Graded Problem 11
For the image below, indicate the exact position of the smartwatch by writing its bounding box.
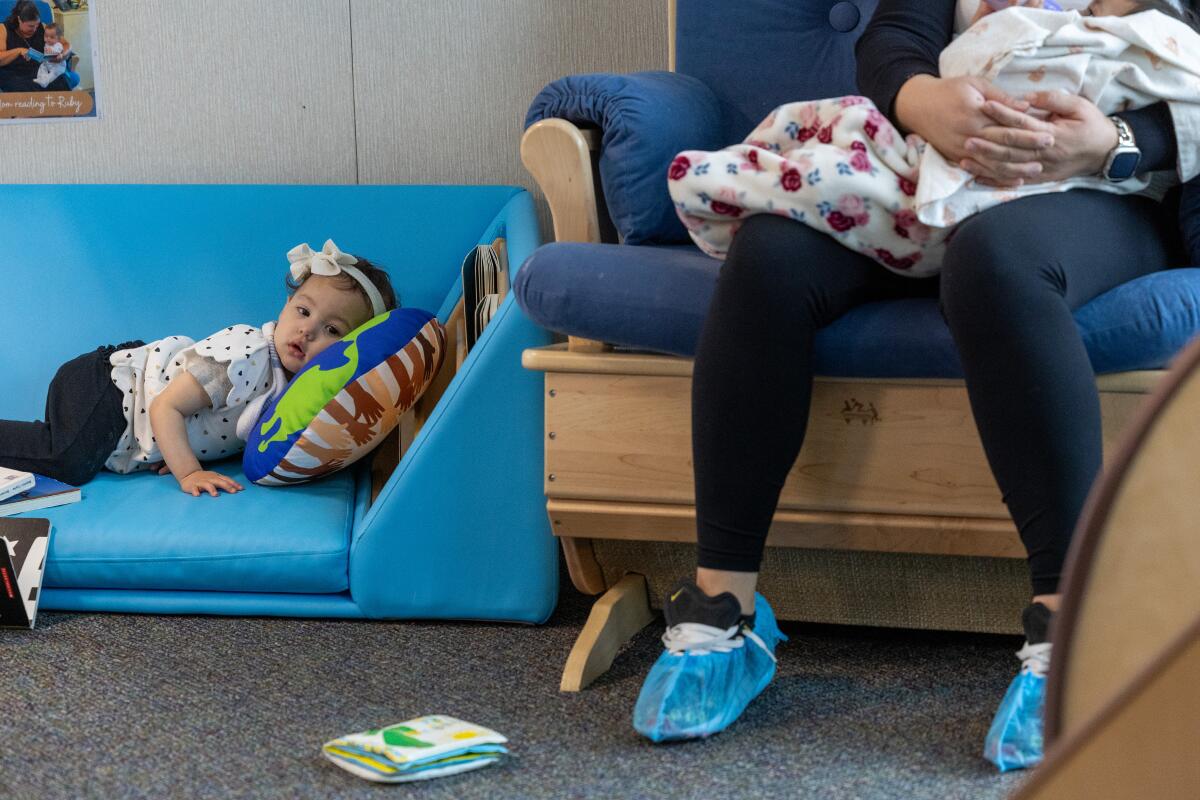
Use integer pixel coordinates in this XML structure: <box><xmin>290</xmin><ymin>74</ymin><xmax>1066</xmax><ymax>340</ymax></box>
<box><xmin>1102</xmin><ymin>116</ymin><xmax>1141</xmax><ymax>182</ymax></box>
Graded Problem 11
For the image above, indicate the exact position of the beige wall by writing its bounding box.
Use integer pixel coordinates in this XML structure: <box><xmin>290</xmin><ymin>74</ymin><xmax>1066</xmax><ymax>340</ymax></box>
<box><xmin>3</xmin><ymin>0</ymin><xmax>667</xmax><ymax>233</ymax></box>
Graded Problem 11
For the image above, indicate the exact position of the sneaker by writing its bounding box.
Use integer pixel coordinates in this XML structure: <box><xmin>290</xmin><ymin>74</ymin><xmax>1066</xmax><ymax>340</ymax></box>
<box><xmin>983</xmin><ymin>602</ymin><xmax>1054</xmax><ymax>772</ymax></box>
<box><xmin>632</xmin><ymin>579</ymin><xmax>787</xmax><ymax>742</ymax></box>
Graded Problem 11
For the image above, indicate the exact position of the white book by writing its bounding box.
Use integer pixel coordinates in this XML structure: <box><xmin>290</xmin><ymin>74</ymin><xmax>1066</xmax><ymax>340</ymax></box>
<box><xmin>0</xmin><ymin>468</ymin><xmax>36</xmax><ymax>503</ymax></box>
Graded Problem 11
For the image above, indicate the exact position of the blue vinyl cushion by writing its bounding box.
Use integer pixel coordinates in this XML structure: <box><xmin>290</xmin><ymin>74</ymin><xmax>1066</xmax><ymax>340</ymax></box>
<box><xmin>30</xmin><ymin>460</ymin><xmax>359</xmax><ymax>594</ymax></box>
<box><xmin>514</xmin><ymin>243</ymin><xmax>1200</xmax><ymax>377</ymax></box>
<box><xmin>525</xmin><ymin>71</ymin><xmax>724</xmax><ymax>245</ymax></box>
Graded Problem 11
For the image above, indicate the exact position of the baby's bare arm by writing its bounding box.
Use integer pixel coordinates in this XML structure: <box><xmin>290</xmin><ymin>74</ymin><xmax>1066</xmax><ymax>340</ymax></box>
<box><xmin>148</xmin><ymin>371</ymin><xmax>243</xmax><ymax>496</ymax></box>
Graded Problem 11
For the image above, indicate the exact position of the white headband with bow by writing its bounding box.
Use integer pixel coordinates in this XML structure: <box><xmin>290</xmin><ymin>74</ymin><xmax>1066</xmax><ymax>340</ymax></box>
<box><xmin>287</xmin><ymin>239</ymin><xmax>386</xmax><ymax>318</ymax></box>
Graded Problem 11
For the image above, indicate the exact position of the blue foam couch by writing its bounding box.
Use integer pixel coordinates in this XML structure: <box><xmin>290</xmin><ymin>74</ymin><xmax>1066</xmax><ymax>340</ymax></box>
<box><xmin>1</xmin><ymin>185</ymin><xmax>557</xmax><ymax>623</ymax></box>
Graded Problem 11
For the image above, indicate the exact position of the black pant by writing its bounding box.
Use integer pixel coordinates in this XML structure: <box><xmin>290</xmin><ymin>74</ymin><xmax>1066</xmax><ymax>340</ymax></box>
<box><xmin>692</xmin><ymin>191</ymin><xmax>1183</xmax><ymax>596</ymax></box>
<box><xmin>0</xmin><ymin>343</ymin><xmax>142</xmax><ymax>486</ymax></box>
<box><xmin>0</xmin><ymin>73</ymin><xmax>69</xmax><ymax>92</ymax></box>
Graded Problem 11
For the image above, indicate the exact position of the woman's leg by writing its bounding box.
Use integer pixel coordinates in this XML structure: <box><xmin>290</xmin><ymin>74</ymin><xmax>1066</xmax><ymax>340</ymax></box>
<box><xmin>940</xmin><ymin>190</ymin><xmax>1183</xmax><ymax>602</ymax></box>
<box><xmin>691</xmin><ymin>214</ymin><xmax>937</xmax><ymax>612</ymax></box>
<box><xmin>0</xmin><ymin>74</ymin><xmax>46</xmax><ymax>92</ymax></box>
<box><xmin>0</xmin><ymin>346</ymin><xmax>131</xmax><ymax>486</ymax></box>
<box><xmin>635</xmin><ymin>214</ymin><xmax>936</xmax><ymax>741</ymax></box>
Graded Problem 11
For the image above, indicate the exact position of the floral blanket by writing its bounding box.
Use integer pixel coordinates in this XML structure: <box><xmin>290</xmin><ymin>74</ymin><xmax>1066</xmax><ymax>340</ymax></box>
<box><xmin>668</xmin><ymin>6</ymin><xmax>1200</xmax><ymax>277</ymax></box>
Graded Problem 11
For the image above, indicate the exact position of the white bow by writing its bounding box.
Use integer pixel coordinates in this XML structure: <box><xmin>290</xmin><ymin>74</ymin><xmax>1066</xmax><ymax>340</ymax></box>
<box><xmin>285</xmin><ymin>238</ymin><xmax>387</xmax><ymax>318</ymax></box>
<box><xmin>287</xmin><ymin>239</ymin><xmax>359</xmax><ymax>282</ymax></box>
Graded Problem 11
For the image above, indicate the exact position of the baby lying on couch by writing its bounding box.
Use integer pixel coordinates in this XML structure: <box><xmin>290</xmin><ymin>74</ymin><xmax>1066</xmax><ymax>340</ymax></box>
<box><xmin>0</xmin><ymin>240</ymin><xmax>396</xmax><ymax>497</ymax></box>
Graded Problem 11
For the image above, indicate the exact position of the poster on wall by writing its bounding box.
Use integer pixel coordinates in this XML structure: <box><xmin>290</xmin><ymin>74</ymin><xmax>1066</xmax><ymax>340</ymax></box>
<box><xmin>0</xmin><ymin>0</ymin><xmax>98</xmax><ymax>123</ymax></box>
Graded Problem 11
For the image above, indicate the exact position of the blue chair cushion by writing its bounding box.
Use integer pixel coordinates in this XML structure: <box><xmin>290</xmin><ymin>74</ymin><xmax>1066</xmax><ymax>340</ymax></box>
<box><xmin>25</xmin><ymin>460</ymin><xmax>359</xmax><ymax>594</ymax></box>
<box><xmin>525</xmin><ymin>71</ymin><xmax>724</xmax><ymax>246</ymax></box>
<box><xmin>514</xmin><ymin>242</ymin><xmax>1200</xmax><ymax>377</ymax></box>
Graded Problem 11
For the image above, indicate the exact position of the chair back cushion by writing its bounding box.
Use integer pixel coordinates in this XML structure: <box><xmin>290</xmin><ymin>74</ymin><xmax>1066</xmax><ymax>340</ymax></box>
<box><xmin>676</xmin><ymin>0</ymin><xmax>880</xmax><ymax>142</ymax></box>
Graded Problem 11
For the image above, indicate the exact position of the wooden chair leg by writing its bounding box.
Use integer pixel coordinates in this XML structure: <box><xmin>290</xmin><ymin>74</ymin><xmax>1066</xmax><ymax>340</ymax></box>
<box><xmin>559</xmin><ymin>536</ymin><xmax>607</xmax><ymax>595</ymax></box>
<box><xmin>561</xmin><ymin>573</ymin><xmax>656</xmax><ymax>692</ymax></box>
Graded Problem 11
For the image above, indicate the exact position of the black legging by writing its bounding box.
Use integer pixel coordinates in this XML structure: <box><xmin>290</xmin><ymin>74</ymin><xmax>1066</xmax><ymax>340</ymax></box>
<box><xmin>692</xmin><ymin>190</ymin><xmax>1183</xmax><ymax>596</ymax></box>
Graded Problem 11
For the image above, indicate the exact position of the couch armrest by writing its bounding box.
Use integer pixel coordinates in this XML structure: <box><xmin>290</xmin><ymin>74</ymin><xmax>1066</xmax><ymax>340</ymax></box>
<box><xmin>523</xmin><ymin>71</ymin><xmax>725</xmax><ymax>246</ymax></box>
<box><xmin>346</xmin><ymin>191</ymin><xmax>558</xmax><ymax>623</ymax></box>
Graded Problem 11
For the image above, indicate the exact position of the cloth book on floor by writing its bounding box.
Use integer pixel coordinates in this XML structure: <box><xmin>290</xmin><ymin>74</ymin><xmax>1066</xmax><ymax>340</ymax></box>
<box><xmin>322</xmin><ymin>715</ymin><xmax>508</xmax><ymax>783</ymax></box>
<box><xmin>0</xmin><ymin>472</ymin><xmax>80</xmax><ymax>517</ymax></box>
<box><xmin>0</xmin><ymin>517</ymin><xmax>52</xmax><ymax>629</ymax></box>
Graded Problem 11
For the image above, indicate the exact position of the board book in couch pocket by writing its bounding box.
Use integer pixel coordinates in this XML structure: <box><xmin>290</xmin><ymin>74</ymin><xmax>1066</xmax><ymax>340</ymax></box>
<box><xmin>461</xmin><ymin>237</ymin><xmax>509</xmax><ymax>352</ymax></box>
<box><xmin>0</xmin><ymin>517</ymin><xmax>52</xmax><ymax>628</ymax></box>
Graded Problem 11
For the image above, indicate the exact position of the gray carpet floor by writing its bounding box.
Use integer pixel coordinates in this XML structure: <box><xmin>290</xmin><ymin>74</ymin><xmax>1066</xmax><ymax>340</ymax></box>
<box><xmin>0</xmin><ymin>577</ymin><xmax>1031</xmax><ymax>799</ymax></box>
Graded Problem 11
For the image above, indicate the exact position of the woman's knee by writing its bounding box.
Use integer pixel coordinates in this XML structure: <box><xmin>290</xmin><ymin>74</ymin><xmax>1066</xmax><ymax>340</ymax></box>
<box><xmin>940</xmin><ymin>215</ymin><xmax>1062</xmax><ymax>323</ymax></box>
<box><xmin>722</xmin><ymin>215</ymin><xmax>809</xmax><ymax>288</ymax></box>
<box><xmin>718</xmin><ymin>214</ymin><xmax>861</xmax><ymax>314</ymax></box>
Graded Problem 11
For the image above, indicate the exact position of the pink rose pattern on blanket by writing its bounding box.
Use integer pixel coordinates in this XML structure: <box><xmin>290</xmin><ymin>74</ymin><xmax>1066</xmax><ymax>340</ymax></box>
<box><xmin>669</xmin><ymin>7</ymin><xmax>1200</xmax><ymax>278</ymax></box>
<box><xmin>669</xmin><ymin>96</ymin><xmax>943</xmax><ymax>277</ymax></box>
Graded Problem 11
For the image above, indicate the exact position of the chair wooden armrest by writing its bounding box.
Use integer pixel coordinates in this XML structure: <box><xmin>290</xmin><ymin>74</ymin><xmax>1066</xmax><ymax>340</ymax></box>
<box><xmin>520</xmin><ymin>118</ymin><xmax>612</xmax><ymax>356</ymax></box>
<box><xmin>521</xmin><ymin>119</ymin><xmax>604</xmax><ymax>244</ymax></box>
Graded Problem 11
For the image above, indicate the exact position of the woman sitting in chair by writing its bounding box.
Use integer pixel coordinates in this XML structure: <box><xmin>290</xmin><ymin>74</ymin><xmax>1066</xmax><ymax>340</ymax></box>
<box><xmin>634</xmin><ymin>0</ymin><xmax>1200</xmax><ymax>772</ymax></box>
<box><xmin>0</xmin><ymin>0</ymin><xmax>70</xmax><ymax>93</ymax></box>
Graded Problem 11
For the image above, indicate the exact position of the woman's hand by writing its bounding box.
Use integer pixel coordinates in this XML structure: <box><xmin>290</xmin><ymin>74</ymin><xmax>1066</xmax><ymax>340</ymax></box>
<box><xmin>895</xmin><ymin>74</ymin><xmax>1053</xmax><ymax>186</ymax></box>
<box><xmin>970</xmin><ymin>90</ymin><xmax>1118</xmax><ymax>184</ymax></box>
<box><xmin>178</xmin><ymin>469</ymin><xmax>244</xmax><ymax>497</ymax></box>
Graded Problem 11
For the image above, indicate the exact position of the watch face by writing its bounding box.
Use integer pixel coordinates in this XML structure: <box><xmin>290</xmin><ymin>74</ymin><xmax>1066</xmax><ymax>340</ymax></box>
<box><xmin>1108</xmin><ymin>151</ymin><xmax>1140</xmax><ymax>180</ymax></box>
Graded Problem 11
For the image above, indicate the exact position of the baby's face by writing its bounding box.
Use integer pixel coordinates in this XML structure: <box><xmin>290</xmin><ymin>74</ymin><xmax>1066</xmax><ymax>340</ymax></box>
<box><xmin>274</xmin><ymin>274</ymin><xmax>372</xmax><ymax>375</ymax></box>
<box><xmin>1086</xmin><ymin>0</ymin><xmax>1139</xmax><ymax>16</ymax></box>
<box><xmin>44</xmin><ymin>28</ymin><xmax>59</xmax><ymax>46</ymax></box>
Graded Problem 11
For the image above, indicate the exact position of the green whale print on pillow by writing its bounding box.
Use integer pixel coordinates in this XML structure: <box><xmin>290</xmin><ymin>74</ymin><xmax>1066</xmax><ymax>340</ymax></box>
<box><xmin>256</xmin><ymin>314</ymin><xmax>389</xmax><ymax>452</ymax></box>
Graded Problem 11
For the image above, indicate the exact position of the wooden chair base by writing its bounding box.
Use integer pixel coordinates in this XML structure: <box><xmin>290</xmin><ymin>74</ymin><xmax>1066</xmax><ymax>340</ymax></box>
<box><xmin>561</xmin><ymin>573</ymin><xmax>656</xmax><ymax>692</ymax></box>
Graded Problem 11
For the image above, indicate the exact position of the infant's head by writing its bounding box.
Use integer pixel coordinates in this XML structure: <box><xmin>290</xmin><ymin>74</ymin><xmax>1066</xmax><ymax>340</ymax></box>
<box><xmin>43</xmin><ymin>22</ymin><xmax>59</xmax><ymax>46</ymax></box>
<box><xmin>1088</xmin><ymin>0</ymin><xmax>1200</xmax><ymax>25</ymax></box>
<box><xmin>275</xmin><ymin>246</ymin><xmax>398</xmax><ymax>375</ymax></box>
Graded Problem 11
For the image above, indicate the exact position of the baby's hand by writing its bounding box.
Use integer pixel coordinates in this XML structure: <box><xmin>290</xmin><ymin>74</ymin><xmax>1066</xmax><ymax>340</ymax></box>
<box><xmin>179</xmin><ymin>470</ymin><xmax>244</xmax><ymax>497</ymax></box>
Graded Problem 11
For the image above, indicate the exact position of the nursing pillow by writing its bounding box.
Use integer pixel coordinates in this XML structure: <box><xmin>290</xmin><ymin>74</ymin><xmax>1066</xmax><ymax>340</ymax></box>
<box><xmin>243</xmin><ymin>308</ymin><xmax>446</xmax><ymax>486</ymax></box>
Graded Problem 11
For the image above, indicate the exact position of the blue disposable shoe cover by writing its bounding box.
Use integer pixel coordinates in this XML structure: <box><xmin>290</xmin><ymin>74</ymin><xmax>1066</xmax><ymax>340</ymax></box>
<box><xmin>983</xmin><ymin>669</ymin><xmax>1046</xmax><ymax>772</ymax></box>
<box><xmin>633</xmin><ymin>593</ymin><xmax>787</xmax><ymax>742</ymax></box>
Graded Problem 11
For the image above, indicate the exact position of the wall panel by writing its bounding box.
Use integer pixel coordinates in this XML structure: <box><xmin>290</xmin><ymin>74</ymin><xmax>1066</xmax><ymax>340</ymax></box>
<box><xmin>349</xmin><ymin>0</ymin><xmax>668</xmax><ymax>234</ymax></box>
<box><xmin>3</xmin><ymin>0</ymin><xmax>668</xmax><ymax>233</ymax></box>
<box><xmin>4</xmin><ymin>0</ymin><xmax>357</xmax><ymax>184</ymax></box>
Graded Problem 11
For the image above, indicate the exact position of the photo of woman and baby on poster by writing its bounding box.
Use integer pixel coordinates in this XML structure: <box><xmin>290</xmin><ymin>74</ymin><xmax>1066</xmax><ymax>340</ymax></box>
<box><xmin>0</xmin><ymin>0</ymin><xmax>97</xmax><ymax>122</ymax></box>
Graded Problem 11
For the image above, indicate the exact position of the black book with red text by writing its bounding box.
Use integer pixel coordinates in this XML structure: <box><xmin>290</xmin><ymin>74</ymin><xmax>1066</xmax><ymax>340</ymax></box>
<box><xmin>0</xmin><ymin>517</ymin><xmax>52</xmax><ymax>629</ymax></box>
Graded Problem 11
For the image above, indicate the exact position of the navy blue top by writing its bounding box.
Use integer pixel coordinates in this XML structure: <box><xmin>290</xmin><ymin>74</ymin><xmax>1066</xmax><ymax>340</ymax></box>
<box><xmin>2</xmin><ymin>21</ymin><xmax>43</xmax><ymax>81</ymax></box>
<box><xmin>856</xmin><ymin>0</ymin><xmax>1199</xmax><ymax>264</ymax></box>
